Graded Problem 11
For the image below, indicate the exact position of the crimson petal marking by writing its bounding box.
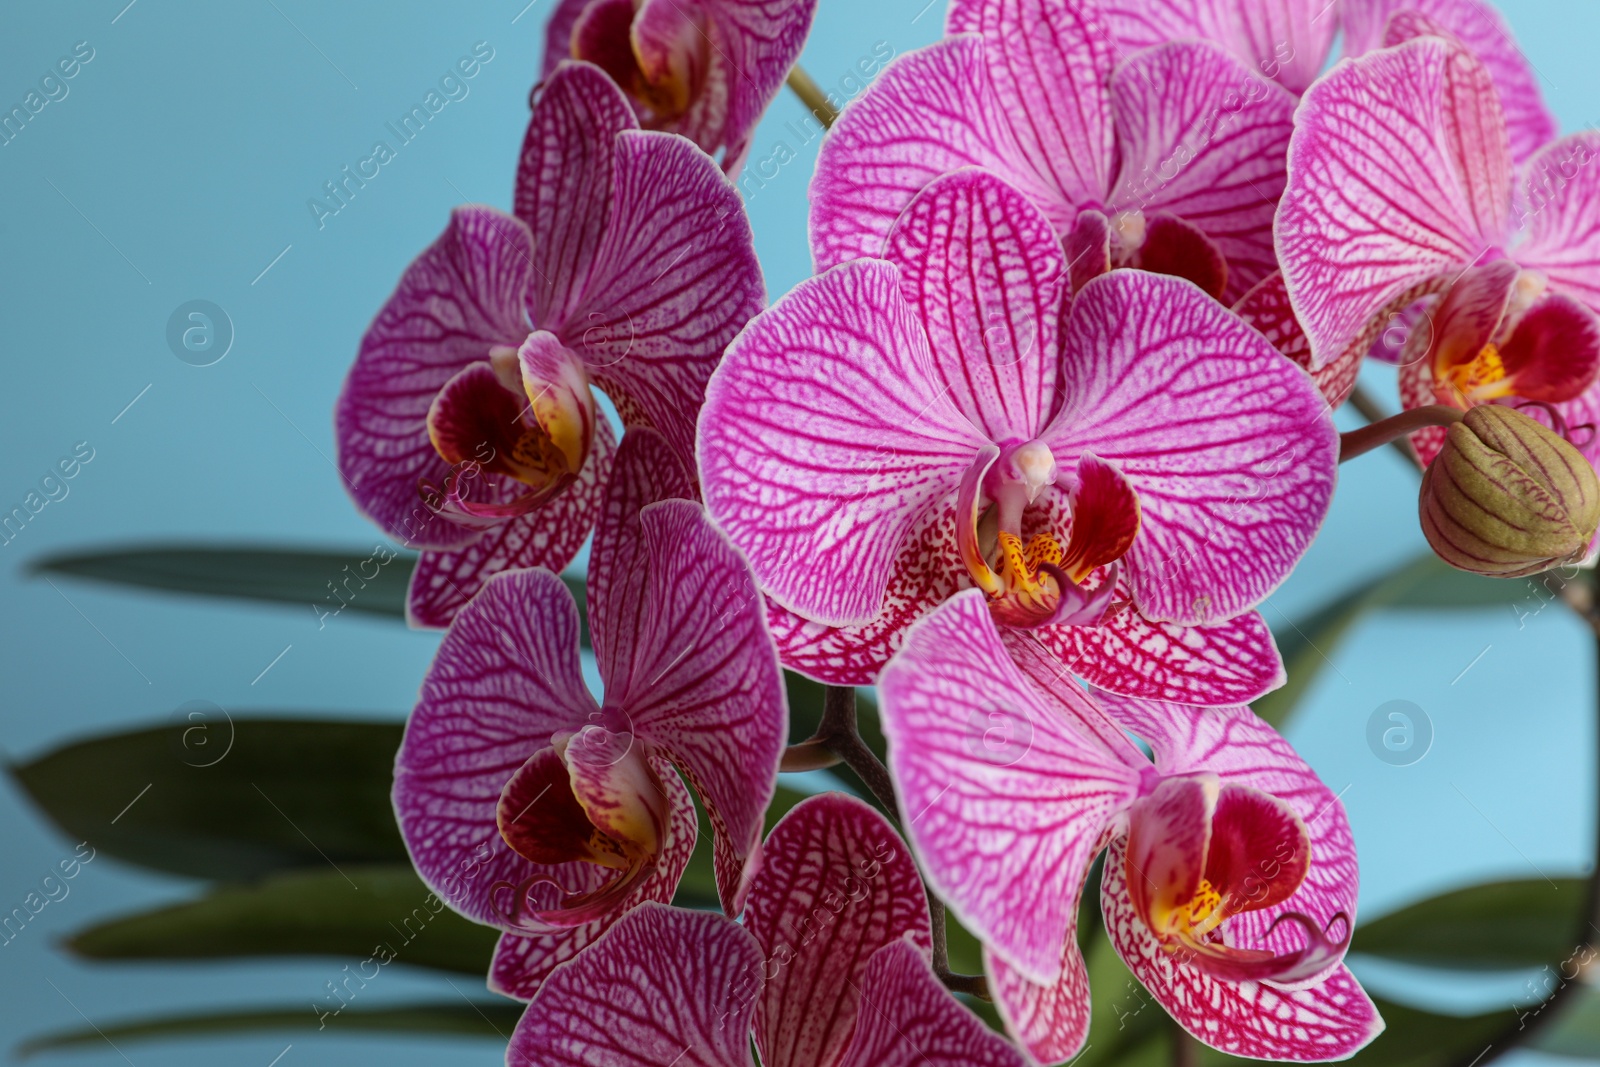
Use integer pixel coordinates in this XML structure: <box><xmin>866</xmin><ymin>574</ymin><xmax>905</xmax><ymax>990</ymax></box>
<box><xmin>766</xmin><ymin>500</ymin><xmax>967</xmax><ymax>686</ymax></box>
<box><xmin>1100</xmin><ymin>0</ymin><xmax>1337</xmax><ymax>95</ymax></box>
<box><xmin>1342</xmin><ymin>0</ymin><xmax>1556</xmax><ymax>163</ymax></box>
<box><xmin>1108</xmin><ymin>41</ymin><xmax>1297</xmax><ymax>302</ymax></box>
<box><xmin>879</xmin><ymin>591</ymin><xmax>1141</xmax><ymax>984</ymax></box>
<box><xmin>837</xmin><ymin>941</ymin><xmax>1031</xmax><ymax>1067</ymax></box>
<box><xmin>745</xmin><ymin>794</ymin><xmax>930</xmax><ymax>1067</ymax></box>
<box><xmin>696</xmin><ymin>0</ymin><xmax>820</xmax><ymax>174</ymax></box>
<box><xmin>1035</xmin><ymin>601</ymin><xmax>1285</xmax><ymax>708</ymax></box>
<box><xmin>946</xmin><ymin>0</ymin><xmax>1116</xmax><ymax>218</ymax></box>
<box><xmin>1095</xmin><ymin>697</ymin><xmax>1360</xmax><ymax>974</ymax></box>
<box><xmin>1518</xmin><ymin>133</ymin><xmax>1600</xmax><ymax>317</ymax></box>
<box><xmin>336</xmin><ymin>206</ymin><xmax>534</xmax><ymax>553</ymax></box>
<box><xmin>1043</xmin><ymin>271</ymin><xmax>1337</xmax><ymax>626</ymax></box>
<box><xmin>809</xmin><ymin>37</ymin><xmax>1040</xmax><ymax>271</ymax></box>
<box><xmin>614</xmin><ymin>500</ymin><xmax>786</xmax><ymax>915</ymax></box>
<box><xmin>540</xmin><ymin>0</ymin><xmax>595</xmax><ymax>79</ymax></box>
<box><xmin>486</xmin><ymin>763</ymin><xmax>697</xmax><ymax>1000</ymax></box>
<box><xmin>1500</xmin><ymin>294</ymin><xmax>1600</xmax><ymax>404</ymax></box>
<box><xmin>589</xmin><ymin>427</ymin><xmax>696</xmax><ymax>690</ymax></box>
<box><xmin>1101</xmin><ymin>838</ymin><xmax>1382</xmax><ymax>1060</ymax></box>
<box><xmin>406</xmin><ymin>420</ymin><xmax>616</xmax><ymax>629</ymax></box>
<box><xmin>986</xmin><ymin>939</ymin><xmax>1093</xmax><ymax>1065</ymax></box>
<box><xmin>884</xmin><ymin>169</ymin><xmax>1065</xmax><ymax>441</ymax></box>
<box><xmin>516</xmin><ymin>62</ymin><xmax>637</xmax><ymax>330</ymax></box>
<box><xmin>1234</xmin><ymin>272</ymin><xmax>1360</xmax><ymax>407</ymax></box>
<box><xmin>1279</xmin><ymin>37</ymin><xmax>1510</xmax><ymax>372</ymax></box>
<box><xmin>507</xmin><ymin>903</ymin><xmax>761</xmax><ymax>1067</ymax></box>
<box><xmin>394</xmin><ymin>569</ymin><xmax>599</xmax><ymax>929</ymax></box>
<box><xmin>699</xmin><ymin>259</ymin><xmax>990</xmax><ymax>627</ymax></box>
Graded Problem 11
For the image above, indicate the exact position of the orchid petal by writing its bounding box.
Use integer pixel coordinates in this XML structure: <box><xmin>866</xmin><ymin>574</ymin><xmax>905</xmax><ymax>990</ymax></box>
<box><xmin>1499</xmin><ymin>294</ymin><xmax>1600</xmax><ymax>403</ymax></box>
<box><xmin>515</xmin><ymin>62</ymin><xmax>637</xmax><ymax>327</ymax></box>
<box><xmin>879</xmin><ymin>590</ymin><xmax>1140</xmax><ymax>984</ymax></box>
<box><xmin>395</xmin><ymin>569</ymin><xmax>598</xmax><ymax>929</ymax></box>
<box><xmin>1108</xmin><ymin>41</ymin><xmax>1297</xmax><ymax>301</ymax></box>
<box><xmin>336</xmin><ymin>206</ymin><xmax>533</xmax><ymax>552</ymax></box>
<box><xmin>1234</xmin><ymin>272</ymin><xmax>1360</xmax><ymax>407</ymax></box>
<box><xmin>1044</xmin><ymin>271</ymin><xmax>1338</xmax><ymax>626</ymax></box>
<box><xmin>486</xmin><ymin>766</ymin><xmax>698</xmax><ymax>999</ymax></box>
<box><xmin>1343</xmin><ymin>0</ymin><xmax>1557</xmax><ymax>163</ymax></box>
<box><xmin>985</xmin><ymin>941</ymin><xmax>1093</xmax><ymax>1065</ymax></box>
<box><xmin>507</xmin><ymin>903</ymin><xmax>761</xmax><ymax>1067</ymax></box>
<box><xmin>541</xmin><ymin>0</ymin><xmax>595</xmax><ymax>78</ymax></box>
<box><xmin>1518</xmin><ymin>133</ymin><xmax>1600</xmax><ymax>316</ymax></box>
<box><xmin>745</xmin><ymin>794</ymin><xmax>930</xmax><ymax>1067</ymax></box>
<box><xmin>1279</xmin><ymin>37</ymin><xmax>1511</xmax><ymax>371</ymax></box>
<box><xmin>1101</xmin><ymin>0</ymin><xmax>1337</xmax><ymax>94</ymax></box>
<box><xmin>1124</xmin><ymin>775</ymin><xmax>1214</xmax><ymax>934</ymax></box>
<box><xmin>809</xmin><ymin>37</ymin><xmax>1036</xmax><ymax>271</ymax></box>
<box><xmin>1424</xmin><ymin>258</ymin><xmax>1520</xmax><ymax>381</ymax></box>
<box><xmin>699</xmin><ymin>259</ymin><xmax>989</xmax><ymax>627</ymax></box>
<box><xmin>610</xmin><ymin>500</ymin><xmax>786</xmax><ymax>915</ymax></box>
<box><xmin>1067</xmin><ymin>208</ymin><xmax>1112</xmax><ymax>293</ymax></box>
<box><xmin>946</xmin><ymin>0</ymin><xmax>1116</xmax><ymax>217</ymax></box>
<box><xmin>836</xmin><ymin>941</ymin><xmax>1030</xmax><ymax>1067</ymax></box>
<box><xmin>1102</xmin><ymin>838</ymin><xmax>1382</xmax><ymax>1060</ymax></box>
<box><xmin>1096</xmin><ymin>697</ymin><xmax>1361</xmax><ymax>976</ymax></box>
<box><xmin>697</xmin><ymin>0</ymin><xmax>820</xmax><ymax>173</ymax></box>
<box><xmin>883</xmin><ymin>169</ymin><xmax>1065</xmax><ymax>441</ymax></box>
<box><xmin>570</xmin><ymin>128</ymin><xmax>764</xmax><ymax>470</ymax></box>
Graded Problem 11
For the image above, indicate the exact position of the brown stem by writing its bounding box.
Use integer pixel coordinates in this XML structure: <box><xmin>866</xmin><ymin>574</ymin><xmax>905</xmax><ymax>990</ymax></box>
<box><xmin>1171</xmin><ymin>1025</ymin><xmax>1199</xmax><ymax>1067</ymax></box>
<box><xmin>1339</xmin><ymin>403</ymin><xmax>1461</xmax><ymax>463</ymax></box>
<box><xmin>778</xmin><ymin>738</ymin><xmax>842</xmax><ymax>772</ymax></box>
<box><xmin>809</xmin><ymin>685</ymin><xmax>989</xmax><ymax>999</ymax></box>
<box><xmin>785</xmin><ymin>66</ymin><xmax>838</xmax><ymax>129</ymax></box>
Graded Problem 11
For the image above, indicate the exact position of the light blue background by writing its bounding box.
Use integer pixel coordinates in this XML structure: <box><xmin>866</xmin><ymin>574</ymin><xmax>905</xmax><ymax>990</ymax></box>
<box><xmin>0</xmin><ymin>1</ymin><xmax>1596</xmax><ymax>1064</ymax></box>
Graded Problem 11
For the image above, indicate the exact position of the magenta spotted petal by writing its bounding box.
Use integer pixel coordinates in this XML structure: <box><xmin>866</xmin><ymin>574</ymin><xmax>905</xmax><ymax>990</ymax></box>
<box><xmin>1101</xmin><ymin>0</ymin><xmax>1337</xmax><ymax>94</ymax></box>
<box><xmin>508</xmin><ymin>903</ymin><xmax>763</xmax><ymax>1066</ymax></box>
<box><xmin>339</xmin><ymin>62</ymin><xmax>760</xmax><ymax>628</ymax></box>
<box><xmin>744</xmin><ymin>793</ymin><xmax>930</xmax><ymax>1067</ymax></box>
<box><xmin>538</xmin><ymin>0</ymin><xmax>817</xmax><ymax>174</ymax></box>
<box><xmin>1342</xmin><ymin>0</ymin><xmax>1556</xmax><ymax>163</ymax></box>
<box><xmin>813</xmin><ymin>0</ymin><xmax>1294</xmax><ymax>299</ymax></box>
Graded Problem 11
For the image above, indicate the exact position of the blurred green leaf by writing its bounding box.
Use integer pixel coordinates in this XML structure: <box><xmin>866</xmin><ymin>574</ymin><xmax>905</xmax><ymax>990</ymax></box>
<box><xmin>1352</xmin><ymin>877</ymin><xmax>1588</xmax><ymax>970</ymax></box>
<box><xmin>1535</xmin><ymin>986</ymin><xmax>1600</xmax><ymax>1059</ymax></box>
<box><xmin>68</xmin><ymin>865</ymin><xmax>497</xmax><ymax>973</ymax></box>
<box><xmin>13</xmin><ymin>718</ymin><xmax>408</xmax><ymax>881</ymax></box>
<box><xmin>1254</xmin><ymin>553</ymin><xmax>1545</xmax><ymax>728</ymax></box>
<box><xmin>17</xmin><ymin>1000</ymin><xmax>521</xmax><ymax>1056</ymax></box>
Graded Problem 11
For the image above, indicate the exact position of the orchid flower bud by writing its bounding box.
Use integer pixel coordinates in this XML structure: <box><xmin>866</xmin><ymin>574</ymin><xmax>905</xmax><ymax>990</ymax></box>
<box><xmin>1420</xmin><ymin>405</ymin><xmax>1600</xmax><ymax>577</ymax></box>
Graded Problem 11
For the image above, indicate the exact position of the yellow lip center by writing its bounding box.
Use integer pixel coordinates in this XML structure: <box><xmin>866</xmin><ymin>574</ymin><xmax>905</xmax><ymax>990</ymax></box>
<box><xmin>1443</xmin><ymin>343</ymin><xmax>1512</xmax><ymax>404</ymax></box>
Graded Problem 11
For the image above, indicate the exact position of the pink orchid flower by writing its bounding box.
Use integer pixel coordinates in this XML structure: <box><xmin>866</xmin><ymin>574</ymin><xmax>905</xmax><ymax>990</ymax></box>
<box><xmin>811</xmin><ymin>0</ymin><xmax>1298</xmax><ymax>304</ymax></box>
<box><xmin>539</xmin><ymin>0</ymin><xmax>818</xmax><ymax>174</ymax></box>
<box><xmin>393</xmin><ymin>428</ymin><xmax>786</xmax><ymax>999</ymax></box>
<box><xmin>700</xmin><ymin>166</ymin><xmax>1337</xmax><ymax>705</ymax></box>
<box><xmin>336</xmin><ymin>61</ymin><xmax>762</xmax><ymax>627</ymax></box>
<box><xmin>508</xmin><ymin>793</ymin><xmax>1029</xmax><ymax>1066</ymax></box>
<box><xmin>879</xmin><ymin>591</ymin><xmax>1382</xmax><ymax>1062</ymax></box>
<box><xmin>1277</xmin><ymin>33</ymin><xmax>1600</xmax><ymax>465</ymax></box>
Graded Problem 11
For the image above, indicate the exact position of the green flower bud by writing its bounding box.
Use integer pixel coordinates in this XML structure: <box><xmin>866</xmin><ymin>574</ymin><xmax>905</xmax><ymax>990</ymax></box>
<box><xmin>1420</xmin><ymin>405</ymin><xmax>1600</xmax><ymax>578</ymax></box>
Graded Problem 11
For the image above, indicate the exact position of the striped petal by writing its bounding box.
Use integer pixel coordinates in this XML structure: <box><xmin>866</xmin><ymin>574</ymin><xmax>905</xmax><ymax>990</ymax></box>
<box><xmin>1101</xmin><ymin>838</ymin><xmax>1382</xmax><ymax>1060</ymax></box>
<box><xmin>1042</xmin><ymin>271</ymin><xmax>1338</xmax><ymax>626</ymax></box>
<box><xmin>1342</xmin><ymin>0</ymin><xmax>1557</xmax><ymax>163</ymax></box>
<box><xmin>699</xmin><ymin>259</ymin><xmax>990</xmax><ymax>628</ymax></box>
<box><xmin>336</xmin><ymin>206</ymin><xmax>534</xmax><ymax>552</ymax></box>
<box><xmin>745</xmin><ymin>794</ymin><xmax>930</xmax><ymax>1067</ymax></box>
<box><xmin>985</xmin><ymin>942</ymin><xmax>1093</xmax><ymax>1065</ymax></box>
<box><xmin>695</xmin><ymin>0</ymin><xmax>821</xmax><ymax>172</ymax></box>
<box><xmin>394</xmin><ymin>568</ymin><xmax>599</xmax><ymax>929</ymax></box>
<box><xmin>1101</xmin><ymin>0</ymin><xmax>1338</xmax><ymax>94</ymax></box>
<box><xmin>1518</xmin><ymin>133</ymin><xmax>1600</xmax><ymax>316</ymax></box>
<box><xmin>883</xmin><ymin>168</ymin><xmax>1065</xmax><ymax>441</ymax></box>
<box><xmin>608</xmin><ymin>500</ymin><xmax>787</xmax><ymax>915</ymax></box>
<box><xmin>1279</xmin><ymin>37</ymin><xmax>1512</xmax><ymax>372</ymax></box>
<box><xmin>878</xmin><ymin>591</ymin><xmax>1141</xmax><ymax>985</ymax></box>
<box><xmin>1108</xmin><ymin>41</ymin><xmax>1297</xmax><ymax>302</ymax></box>
<box><xmin>1234</xmin><ymin>272</ymin><xmax>1361</xmax><ymax>407</ymax></box>
<box><xmin>507</xmin><ymin>903</ymin><xmax>761</xmax><ymax>1067</ymax></box>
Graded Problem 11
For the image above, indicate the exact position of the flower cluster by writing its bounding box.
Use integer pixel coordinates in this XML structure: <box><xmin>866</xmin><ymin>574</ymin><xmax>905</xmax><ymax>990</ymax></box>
<box><xmin>331</xmin><ymin>0</ymin><xmax>1600</xmax><ymax>1064</ymax></box>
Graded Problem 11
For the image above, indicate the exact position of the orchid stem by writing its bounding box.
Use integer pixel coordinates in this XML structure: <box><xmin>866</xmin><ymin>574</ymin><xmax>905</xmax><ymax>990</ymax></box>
<box><xmin>785</xmin><ymin>66</ymin><xmax>838</xmax><ymax>129</ymax></box>
<box><xmin>1171</xmin><ymin>1024</ymin><xmax>1198</xmax><ymax>1067</ymax></box>
<box><xmin>1345</xmin><ymin>385</ymin><xmax>1425</xmax><ymax>468</ymax></box>
<box><xmin>1338</xmin><ymin>402</ymin><xmax>1461</xmax><ymax>463</ymax></box>
<box><xmin>812</xmin><ymin>684</ymin><xmax>990</xmax><ymax>1000</ymax></box>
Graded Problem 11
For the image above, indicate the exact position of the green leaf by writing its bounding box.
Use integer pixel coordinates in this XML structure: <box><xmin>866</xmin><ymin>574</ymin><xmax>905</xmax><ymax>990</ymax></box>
<box><xmin>17</xmin><ymin>1001</ymin><xmax>522</xmax><ymax>1056</ymax></box>
<box><xmin>1352</xmin><ymin>877</ymin><xmax>1588</xmax><ymax>970</ymax></box>
<box><xmin>12</xmin><ymin>718</ymin><xmax>408</xmax><ymax>881</ymax></box>
<box><xmin>1534</xmin><ymin>986</ymin><xmax>1600</xmax><ymax>1059</ymax></box>
<box><xmin>30</xmin><ymin>544</ymin><xmax>417</xmax><ymax>617</ymax></box>
<box><xmin>67</xmin><ymin>866</ymin><xmax>498</xmax><ymax>974</ymax></box>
